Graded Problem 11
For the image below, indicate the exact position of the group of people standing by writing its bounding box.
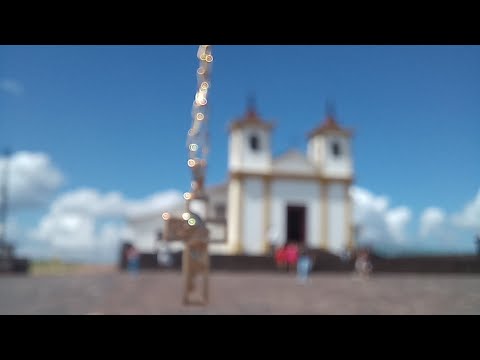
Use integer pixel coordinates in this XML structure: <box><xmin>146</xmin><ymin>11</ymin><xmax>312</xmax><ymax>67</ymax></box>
<box><xmin>272</xmin><ymin>241</ymin><xmax>314</xmax><ymax>284</ymax></box>
<box><xmin>268</xmin><ymin>226</ymin><xmax>373</xmax><ymax>281</ymax></box>
<box><xmin>269</xmin><ymin>225</ymin><xmax>314</xmax><ymax>283</ymax></box>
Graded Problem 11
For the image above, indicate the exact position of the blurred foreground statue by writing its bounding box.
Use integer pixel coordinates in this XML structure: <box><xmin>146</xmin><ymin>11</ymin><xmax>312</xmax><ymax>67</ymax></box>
<box><xmin>163</xmin><ymin>211</ymin><xmax>210</xmax><ymax>305</ymax></box>
<box><xmin>162</xmin><ymin>45</ymin><xmax>214</xmax><ymax>306</ymax></box>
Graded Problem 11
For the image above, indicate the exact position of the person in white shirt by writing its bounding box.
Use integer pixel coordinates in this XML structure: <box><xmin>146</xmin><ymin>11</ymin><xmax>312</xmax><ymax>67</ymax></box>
<box><xmin>355</xmin><ymin>249</ymin><xmax>372</xmax><ymax>278</ymax></box>
<box><xmin>267</xmin><ymin>225</ymin><xmax>279</xmax><ymax>256</ymax></box>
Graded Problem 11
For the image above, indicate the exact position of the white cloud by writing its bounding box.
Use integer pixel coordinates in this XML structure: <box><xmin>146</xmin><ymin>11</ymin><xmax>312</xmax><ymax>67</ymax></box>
<box><xmin>49</xmin><ymin>189</ymin><xmax>127</xmax><ymax>218</ymax></box>
<box><xmin>352</xmin><ymin>186</ymin><xmax>480</xmax><ymax>253</ymax></box>
<box><xmin>0</xmin><ymin>79</ymin><xmax>24</xmax><ymax>96</ymax></box>
<box><xmin>126</xmin><ymin>190</ymin><xmax>185</xmax><ymax>218</ymax></box>
<box><xmin>385</xmin><ymin>207</ymin><xmax>412</xmax><ymax>243</ymax></box>
<box><xmin>45</xmin><ymin>188</ymin><xmax>184</xmax><ymax>220</ymax></box>
<box><xmin>420</xmin><ymin>207</ymin><xmax>446</xmax><ymax>238</ymax></box>
<box><xmin>28</xmin><ymin>188</ymin><xmax>184</xmax><ymax>262</ymax></box>
<box><xmin>0</xmin><ymin>217</ymin><xmax>21</xmax><ymax>243</ymax></box>
<box><xmin>452</xmin><ymin>189</ymin><xmax>480</xmax><ymax>231</ymax></box>
<box><xmin>351</xmin><ymin>186</ymin><xmax>412</xmax><ymax>245</ymax></box>
<box><xmin>32</xmin><ymin>211</ymin><xmax>96</xmax><ymax>249</ymax></box>
<box><xmin>0</xmin><ymin>151</ymin><xmax>64</xmax><ymax>210</ymax></box>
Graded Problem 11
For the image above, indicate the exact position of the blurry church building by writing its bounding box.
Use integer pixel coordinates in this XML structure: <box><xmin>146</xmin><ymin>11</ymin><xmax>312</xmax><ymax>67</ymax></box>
<box><xmin>127</xmin><ymin>103</ymin><xmax>356</xmax><ymax>257</ymax></box>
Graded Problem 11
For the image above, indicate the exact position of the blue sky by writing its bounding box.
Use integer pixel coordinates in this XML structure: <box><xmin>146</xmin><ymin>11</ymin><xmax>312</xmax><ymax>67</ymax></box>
<box><xmin>1</xmin><ymin>45</ymin><xmax>479</xmax><ymax>260</ymax></box>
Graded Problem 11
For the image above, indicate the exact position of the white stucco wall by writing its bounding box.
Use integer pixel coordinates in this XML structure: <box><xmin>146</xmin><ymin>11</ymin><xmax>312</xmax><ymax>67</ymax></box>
<box><xmin>229</xmin><ymin>128</ymin><xmax>272</xmax><ymax>173</ymax></box>
<box><xmin>308</xmin><ymin>135</ymin><xmax>353</xmax><ymax>178</ymax></box>
<box><xmin>201</xmin><ymin>184</ymin><xmax>230</xmax><ymax>255</ymax></box>
<box><xmin>206</xmin><ymin>185</ymin><xmax>228</xmax><ymax>219</ymax></box>
<box><xmin>270</xmin><ymin>179</ymin><xmax>321</xmax><ymax>249</ymax></box>
<box><xmin>129</xmin><ymin>216</ymin><xmax>185</xmax><ymax>254</ymax></box>
<box><xmin>327</xmin><ymin>183</ymin><xmax>346</xmax><ymax>254</ymax></box>
<box><xmin>324</xmin><ymin>136</ymin><xmax>353</xmax><ymax>178</ymax></box>
<box><xmin>307</xmin><ymin>137</ymin><xmax>324</xmax><ymax>167</ymax></box>
<box><xmin>241</xmin><ymin>177</ymin><xmax>265</xmax><ymax>255</ymax></box>
<box><xmin>228</xmin><ymin>130</ymin><xmax>243</xmax><ymax>172</ymax></box>
<box><xmin>242</xmin><ymin>129</ymin><xmax>271</xmax><ymax>173</ymax></box>
<box><xmin>307</xmin><ymin>141</ymin><xmax>314</xmax><ymax>163</ymax></box>
<box><xmin>225</xmin><ymin>177</ymin><xmax>242</xmax><ymax>254</ymax></box>
<box><xmin>207</xmin><ymin>222</ymin><xmax>226</xmax><ymax>243</ymax></box>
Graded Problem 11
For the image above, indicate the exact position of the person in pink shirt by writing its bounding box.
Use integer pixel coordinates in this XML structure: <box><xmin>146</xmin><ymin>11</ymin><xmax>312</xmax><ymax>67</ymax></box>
<box><xmin>275</xmin><ymin>247</ymin><xmax>287</xmax><ymax>270</ymax></box>
<box><xmin>285</xmin><ymin>244</ymin><xmax>299</xmax><ymax>272</ymax></box>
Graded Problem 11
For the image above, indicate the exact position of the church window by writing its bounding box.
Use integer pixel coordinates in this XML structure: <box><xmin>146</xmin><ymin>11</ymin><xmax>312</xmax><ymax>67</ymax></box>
<box><xmin>331</xmin><ymin>141</ymin><xmax>342</xmax><ymax>157</ymax></box>
<box><xmin>215</xmin><ymin>204</ymin><xmax>226</xmax><ymax>219</ymax></box>
<box><xmin>249</xmin><ymin>134</ymin><xmax>260</xmax><ymax>152</ymax></box>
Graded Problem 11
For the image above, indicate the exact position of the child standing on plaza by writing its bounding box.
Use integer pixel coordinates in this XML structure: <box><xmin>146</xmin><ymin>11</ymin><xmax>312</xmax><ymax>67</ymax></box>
<box><xmin>297</xmin><ymin>249</ymin><xmax>313</xmax><ymax>284</ymax></box>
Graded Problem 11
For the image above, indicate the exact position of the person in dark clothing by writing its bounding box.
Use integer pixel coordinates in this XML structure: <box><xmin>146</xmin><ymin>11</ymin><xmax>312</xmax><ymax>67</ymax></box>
<box><xmin>126</xmin><ymin>245</ymin><xmax>140</xmax><ymax>275</ymax></box>
<box><xmin>476</xmin><ymin>235</ymin><xmax>480</xmax><ymax>257</ymax></box>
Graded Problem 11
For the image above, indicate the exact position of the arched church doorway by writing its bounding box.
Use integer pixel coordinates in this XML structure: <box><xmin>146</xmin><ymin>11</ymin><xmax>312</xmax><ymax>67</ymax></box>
<box><xmin>286</xmin><ymin>205</ymin><xmax>306</xmax><ymax>245</ymax></box>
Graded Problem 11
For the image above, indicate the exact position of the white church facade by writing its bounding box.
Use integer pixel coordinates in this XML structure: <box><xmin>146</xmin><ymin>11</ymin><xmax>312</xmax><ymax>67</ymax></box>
<box><xmin>207</xmin><ymin>104</ymin><xmax>355</xmax><ymax>256</ymax></box>
<box><xmin>128</xmin><ymin>104</ymin><xmax>356</xmax><ymax>257</ymax></box>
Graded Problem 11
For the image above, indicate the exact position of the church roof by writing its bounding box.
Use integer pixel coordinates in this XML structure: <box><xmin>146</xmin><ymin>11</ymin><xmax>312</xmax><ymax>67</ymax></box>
<box><xmin>229</xmin><ymin>103</ymin><xmax>274</xmax><ymax>132</ymax></box>
<box><xmin>272</xmin><ymin>149</ymin><xmax>318</xmax><ymax>175</ymax></box>
<box><xmin>206</xmin><ymin>183</ymin><xmax>228</xmax><ymax>195</ymax></box>
<box><xmin>308</xmin><ymin>114</ymin><xmax>353</xmax><ymax>138</ymax></box>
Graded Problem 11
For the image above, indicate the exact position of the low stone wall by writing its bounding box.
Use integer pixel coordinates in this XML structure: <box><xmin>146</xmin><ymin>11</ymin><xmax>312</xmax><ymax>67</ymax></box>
<box><xmin>118</xmin><ymin>246</ymin><xmax>480</xmax><ymax>274</ymax></box>
<box><xmin>0</xmin><ymin>258</ymin><xmax>30</xmax><ymax>274</ymax></box>
<box><xmin>371</xmin><ymin>255</ymin><xmax>480</xmax><ymax>274</ymax></box>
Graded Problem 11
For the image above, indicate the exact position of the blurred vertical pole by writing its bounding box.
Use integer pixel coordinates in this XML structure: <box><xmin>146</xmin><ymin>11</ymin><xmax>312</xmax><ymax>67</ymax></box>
<box><xmin>186</xmin><ymin>45</ymin><xmax>213</xmax><ymax>212</ymax></box>
<box><xmin>0</xmin><ymin>148</ymin><xmax>11</xmax><ymax>247</ymax></box>
<box><xmin>476</xmin><ymin>234</ymin><xmax>480</xmax><ymax>257</ymax></box>
<box><xmin>185</xmin><ymin>46</ymin><xmax>213</xmax><ymax>305</ymax></box>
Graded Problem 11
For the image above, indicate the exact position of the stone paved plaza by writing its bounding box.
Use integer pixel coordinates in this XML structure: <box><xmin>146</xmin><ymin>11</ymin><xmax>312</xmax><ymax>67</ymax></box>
<box><xmin>1</xmin><ymin>271</ymin><xmax>479</xmax><ymax>314</ymax></box>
